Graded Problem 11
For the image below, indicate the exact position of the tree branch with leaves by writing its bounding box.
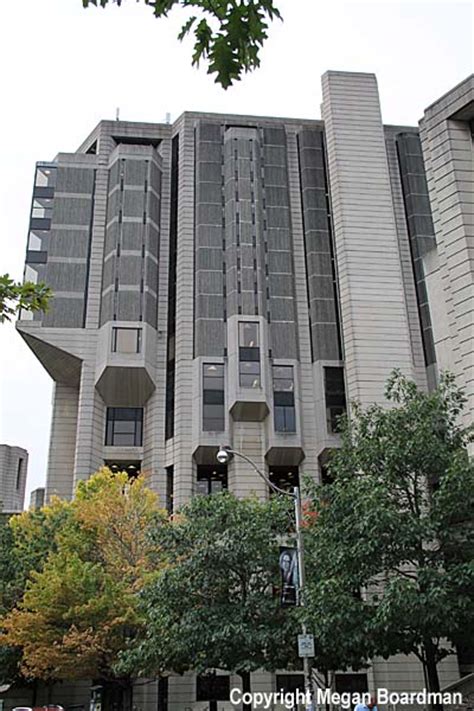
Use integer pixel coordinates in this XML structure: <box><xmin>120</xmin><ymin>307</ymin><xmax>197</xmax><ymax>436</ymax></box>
<box><xmin>0</xmin><ymin>274</ymin><xmax>52</xmax><ymax>323</ymax></box>
<box><xmin>82</xmin><ymin>0</ymin><xmax>282</xmax><ymax>88</ymax></box>
<box><xmin>303</xmin><ymin>371</ymin><xmax>474</xmax><ymax>711</ymax></box>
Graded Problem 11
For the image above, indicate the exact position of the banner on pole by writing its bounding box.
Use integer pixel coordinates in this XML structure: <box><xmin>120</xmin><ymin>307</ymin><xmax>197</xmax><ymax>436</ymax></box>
<box><xmin>279</xmin><ymin>546</ymin><xmax>298</xmax><ymax>607</ymax></box>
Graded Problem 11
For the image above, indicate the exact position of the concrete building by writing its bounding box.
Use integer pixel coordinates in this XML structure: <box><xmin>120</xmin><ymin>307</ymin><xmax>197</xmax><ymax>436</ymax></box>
<box><xmin>29</xmin><ymin>486</ymin><xmax>45</xmax><ymax>509</ymax></box>
<box><xmin>14</xmin><ymin>70</ymin><xmax>473</xmax><ymax>709</ymax></box>
<box><xmin>0</xmin><ymin>444</ymin><xmax>28</xmax><ymax>513</ymax></box>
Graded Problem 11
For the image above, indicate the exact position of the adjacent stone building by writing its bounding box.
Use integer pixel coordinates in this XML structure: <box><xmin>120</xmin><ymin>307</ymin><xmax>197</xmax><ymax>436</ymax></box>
<box><xmin>0</xmin><ymin>444</ymin><xmax>28</xmax><ymax>513</ymax></box>
<box><xmin>29</xmin><ymin>486</ymin><xmax>45</xmax><ymax>510</ymax></box>
<box><xmin>14</xmin><ymin>70</ymin><xmax>473</xmax><ymax>710</ymax></box>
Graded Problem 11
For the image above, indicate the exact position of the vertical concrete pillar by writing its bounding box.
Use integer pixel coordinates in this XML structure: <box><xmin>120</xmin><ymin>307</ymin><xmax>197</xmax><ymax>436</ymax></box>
<box><xmin>322</xmin><ymin>71</ymin><xmax>416</xmax><ymax>407</ymax></box>
<box><xmin>46</xmin><ymin>383</ymin><xmax>79</xmax><ymax>501</ymax></box>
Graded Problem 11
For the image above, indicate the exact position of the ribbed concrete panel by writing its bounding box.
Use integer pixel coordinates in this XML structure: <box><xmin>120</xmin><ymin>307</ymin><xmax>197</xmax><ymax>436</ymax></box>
<box><xmin>228</xmin><ymin>421</ymin><xmax>267</xmax><ymax>499</ymax></box>
<box><xmin>420</xmin><ymin>75</ymin><xmax>474</xmax><ymax>443</ymax></box>
<box><xmin>322</xmin><ymin>71</ymin><xmax>415</xmax><ymax>406</ymax></box>
<box><xmin>172</xmin><ymin>116</ymin><xmax>196</xmax><ymax>508</ymax></box>
<box><xmin>195</xmin><ymin>121</ymin><xmax>225</xmax><ymax>356</ymax></box>
<box><xmin>143</xmin><ymin>137</ymin><xmax>171</xmax><ymax>501</ymax></box>
<box><xmin>85</xmin><ymin>129</ymin><xmax>112</xmax><ymax>329</ymax></box>
<box><xmin>298</xmin><ymin>127</ymin><xmax>340</xmax><ymax>361</ymax></box>
<box><xmin>285</xmin><ymin>129</ymin><xmax>323</xmax><ymax>473</ymax></box>
<box><xmin>224</xmin><ymin>126</ymin><xmax>263</xmax><ymax>321</ymax></box>
<box><xmin>263</xmin><ymin>126</ymin><xmax>298</xmax><ymax>358</ymax></box>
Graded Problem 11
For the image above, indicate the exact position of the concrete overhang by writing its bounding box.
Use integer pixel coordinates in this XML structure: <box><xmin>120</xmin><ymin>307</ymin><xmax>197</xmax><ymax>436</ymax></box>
<box><xmin>192</xmin><ymin>445</ymin><xmax>221</xmax><ymax>465</ymax></box>
<box><xmin>95</xmin><ymin>365</ymin><xmax>155</xmax><ymax>406</ymax></box>
<box><xmin>265</xmin><ymin>446</ymin><xmax>304</xmax><ymax>467</ymax></box>
<box><xmin>17</xmin><ymin>327</ymin><xmax>82</xmax><ymax>386</ymax></box>
<box><xmin>230</xmin><ymin>400</ymin><xmax>269</xmax><ymax>421</ymax></box>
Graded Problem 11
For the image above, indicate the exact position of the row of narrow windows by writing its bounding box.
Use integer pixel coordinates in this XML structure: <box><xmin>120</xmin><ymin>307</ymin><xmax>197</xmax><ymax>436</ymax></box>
<box><xmin>104</xmin><ymin>455</ymin><xmax>339</xmax><ymax>519</ymax></box>
<box><xmin>107</xmin><ymin>322</ymin><xmax>346</xmax><ymax>437</ymax></box>
<box><xmin>104</xmin><ymin>362</ymin><xmax>345</xmax><ymax>448</ymax></box>
<box><xmin>105</xmin><ymin>463</ymin><xmax>298</xmax><ymax>516</ymax></box>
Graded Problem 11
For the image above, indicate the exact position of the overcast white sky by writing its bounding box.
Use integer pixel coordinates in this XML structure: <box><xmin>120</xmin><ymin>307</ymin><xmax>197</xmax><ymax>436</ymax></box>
<box><xmin>0</xmin><ymin>0</ymin><xmax>472</xmax><ymax>505</ymax></box>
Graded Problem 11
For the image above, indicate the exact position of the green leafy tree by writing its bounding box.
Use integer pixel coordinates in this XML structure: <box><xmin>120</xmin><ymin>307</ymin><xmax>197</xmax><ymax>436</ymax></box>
<box><xmin>0</xmin><ymin>515</ymin><xmax>22</xmax><ymax>685</ymax></box>
<box><xmin>0</xmin><ymin>502</ymin><xmax>72</xmax><ymax>687</ymax></box>
<box><xmin>0</xmin><ymin>274</ymin><xmax>52</xmax><ymax>323</ymax></box>
<box><xmin>119</xmin><ymin>491</ymin><xmax>300</xmax><ymax>700</ymax></box>
<box><xmin>0</xmin><ymin>469</ymin><xmax>166</xmax><ymax>710</ymax></box>
<box><xmin>82</xmin><ymin>0</ymin><xmax>282</xmax><ymax>88</ymax></box>
<box><xmin>303</xmin><ymin>371</ymin><xmax>474</xmax><ymax>711</ymax></box>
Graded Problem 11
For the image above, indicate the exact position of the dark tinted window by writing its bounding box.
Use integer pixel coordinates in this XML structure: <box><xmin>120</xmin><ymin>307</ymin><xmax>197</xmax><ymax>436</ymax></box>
<box><xmin>239</xmin><ymin>322</ymin><xmax>261</xmax><ymax>388</ymax></box>
<box><xmin>273</xmin><ymin>365</ymin><xmax>296</xmax><ymax>432</ymax></box>
<box><xmin>203</xmin><ymin>363</ymin><xmax>225</xmax><ymax>431</ymax></box>
<box><xmin>196</xmin><ymin>465</ymin><xmax>228</xmax><ymax>495</ymax></box>
<box><xmin>269</xmin><ymin>466</ymin><xmax>299</xmax><ymax>493</ymax></box>
<box><xmin>196</xmin><ymin>674</ymin><xmax>230</xmax><ymax>701</ymax></box>
<box><xmin>324</xmin><ymin>367</ymin><xmax>346</xmax><ymax>433</ymax></box>
<box><xmin>105</xmin><ymin>408</ymin><xmax>143</xmax><ymax>446</ymax></box>
<box><xmin>166</xmin><ymin>465</ymin><xmax>174</xmax><ymax>515</ymax></box>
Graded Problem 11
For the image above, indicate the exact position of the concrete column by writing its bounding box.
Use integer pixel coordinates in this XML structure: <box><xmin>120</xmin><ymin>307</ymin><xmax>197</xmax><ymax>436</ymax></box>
<box><xmin>322</xmin><ymin>71</ymin><xmax>416</xmax><ymax>407</ymax></box>
<box><xmin>73</xmin><ymin>364</ymin><xmax>105</xmax><ymax>486</ymax></box>
<box><xmin>46</xmin><ymin>383</ymin><xmax>79</xmax><ymax>501</ymax></box>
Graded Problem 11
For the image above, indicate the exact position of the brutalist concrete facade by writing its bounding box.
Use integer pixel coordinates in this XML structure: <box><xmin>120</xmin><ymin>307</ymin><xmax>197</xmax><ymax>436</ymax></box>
<box><xmin>14</xmin><ymin>71</ymin><xmax>473</xmax><ymax>709</ymax></box>
<box><xmin>0</xmin><ymin>444</ymin><xmax>28</xmax><ymax>513</ymax></box>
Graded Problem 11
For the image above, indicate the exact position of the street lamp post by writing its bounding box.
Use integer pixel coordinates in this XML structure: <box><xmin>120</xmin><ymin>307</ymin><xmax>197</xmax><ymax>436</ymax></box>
<box><xmin>216</xmin><ymin>446</ymin><xmax>314</xmax><ymax>710</ymax></box>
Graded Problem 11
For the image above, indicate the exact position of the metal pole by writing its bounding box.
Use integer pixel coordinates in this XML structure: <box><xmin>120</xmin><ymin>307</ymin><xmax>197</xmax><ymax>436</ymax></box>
<box><xmin>294</xmin><ymin>486</ymin><xmax>314</xmax><ymax>710</ymax></box>
<box><xmin>217</xmin><ymin>448</ymin><xmax>314</xmax><ymax>710</ymax></box>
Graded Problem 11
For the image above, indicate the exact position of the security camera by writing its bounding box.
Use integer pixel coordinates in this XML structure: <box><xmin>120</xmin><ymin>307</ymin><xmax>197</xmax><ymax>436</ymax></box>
<box><xmin>216</xmin><ymin>446</ymin><xmax>230</xmax><ymax>464</ymax></box>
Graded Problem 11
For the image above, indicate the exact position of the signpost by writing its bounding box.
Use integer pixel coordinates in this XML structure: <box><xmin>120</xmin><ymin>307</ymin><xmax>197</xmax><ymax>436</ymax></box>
<box><xmin>298</xmin><ymin>633</ymin><xmax>315</xmax><ymax>658</ymax></box>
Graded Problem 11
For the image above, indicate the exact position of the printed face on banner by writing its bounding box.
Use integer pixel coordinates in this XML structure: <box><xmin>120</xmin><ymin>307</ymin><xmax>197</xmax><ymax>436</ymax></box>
<box><xmin>279</xmin><ymin>547</ymin><xmax>298</xmax><ymax>607</ymax></box>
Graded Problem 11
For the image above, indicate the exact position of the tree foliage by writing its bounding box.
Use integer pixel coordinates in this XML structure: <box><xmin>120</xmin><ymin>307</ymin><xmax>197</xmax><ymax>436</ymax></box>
<box><xmin>0</xmin><ymin>469</ymin><xmax>165</xmax><ymax>695</ymax></box>
<box><xmin>303</xmin><ymin>371</ymin><xmax>474</xmax><ymax>704</ymax></box>
<box><xmin>0</xmin><ymin>274</ymin><xmax>52</xmax><ymax>323</ymax></box>
<box><xmin>119</xmin><ymin>491</ymin><xmax>300</xmax><ymax>681</ymax></box>
<box><xmin>0</xmin><ymin>502</ymin><xmax>72</xmax><ymax>685</ymax></box>
<box><xmin>82</xmin><ymin>0</ymin><xmax>282</xmax><ymax>88</ymax></box>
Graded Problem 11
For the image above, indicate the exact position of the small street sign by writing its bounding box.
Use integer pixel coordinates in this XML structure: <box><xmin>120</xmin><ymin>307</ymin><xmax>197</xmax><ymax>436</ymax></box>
<box><xmin>298</xmin><ymin>633</ymin><xmax>315</xmax><ymax>658</ymax></box>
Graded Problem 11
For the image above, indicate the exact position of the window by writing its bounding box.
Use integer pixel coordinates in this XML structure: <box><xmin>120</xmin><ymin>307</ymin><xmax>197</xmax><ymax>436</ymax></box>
<box><xmin>334</xmin><ymin>673</ymin><xmax>368</xmax><ymax>694</ymax></box>
<box><xmin>196</xmin><ymin>674</ymin><xmax>230</xmax><ymax>702</ymax></box>
<box><xmin>196</xmin><ymin>465</ymin><xmax>228</xmax><ymax>495</ymax></box>
<box><xmin>35</xmin><ymin>165</ymin><xmax>57</xmax><ymax>189</ymax></box>
<box><xmin>104</xmin><ymin>460</ymin><xmax>141</xmax><ymax>478</ymax></box>
<box><xmin>28</xmin><ymin>229</ymin><xmax>49</xmax><ymax>251</ymax></box>
<box><xmin>273</xmin><ymin>365</ymin><xmax>296</xmax><ymax>432</ymax></box>
<box><xmin>276</xmin><ymin>675</ymin><xmax>305</xmax><ymax>694</ymax></box>
<box><xmin>33</xmin><ymin>166</ymin><xmax>56</xmax><ymax>199</ymax></box>
<box><xmin>239</xmin><ymin>321</ymin><xmax>259</xmax><ymax>348</ymax></box>
<box><xmin>25</xmin><ymin>265</ymin><xmax>39</xmax><ymax>284</ymax></box>
<box><xmin>31</xmin><ymin>198</ymin><xmax>54</xmax><ymax>219</ymax></box>
<box><xmin>203</xmin><ymin>363</ymin><xmax>225</xmax><ymax>431</ymax></box>
<box><xmin>157</xmin><ymin>677</ymin><xmax>168</xmax><ymax>708</ymax></box>
<box><xmin>166</xmin><ymin>465</ymin><xmax>174</xmax><ymax>515</ymax></box>
<box><xmin>269</xmin><ymin>466</ymin><xmax>299</xmax><ymax>493</ymax></box>
<box><xmin>112</xmin><ymin>327</ymin><xmax>141</xmax><ymax>354</ymax></box>
<box><xmin>239</xmin><ymin>322</ymin><xmax>260</xmax><ymax>388</ymax></box>
<box><xmin>165</xmin><ymin>361</ymin><xmax>175</xmax><ymax>440</ymax></box>
<box><xmin>105</xmin><ymin>408</ymin><xmax>143</xmax><ymax>446</ymax></box>
<box><xmin>16</xmin><ymin>458</ymin><xmax>23</xmax><ymax>490</ymax></box>
<box><xmin>324</xmin><ymin>367</ymin><xmax>346</xmax><ymax>433</ymax></box>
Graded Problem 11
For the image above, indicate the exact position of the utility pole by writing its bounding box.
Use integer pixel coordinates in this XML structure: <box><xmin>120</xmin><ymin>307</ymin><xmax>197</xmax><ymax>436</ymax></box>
<box><xmin>216</xmin><ymin>446</ymin><xmax>314</xmax><ymax>710</ymax></box>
